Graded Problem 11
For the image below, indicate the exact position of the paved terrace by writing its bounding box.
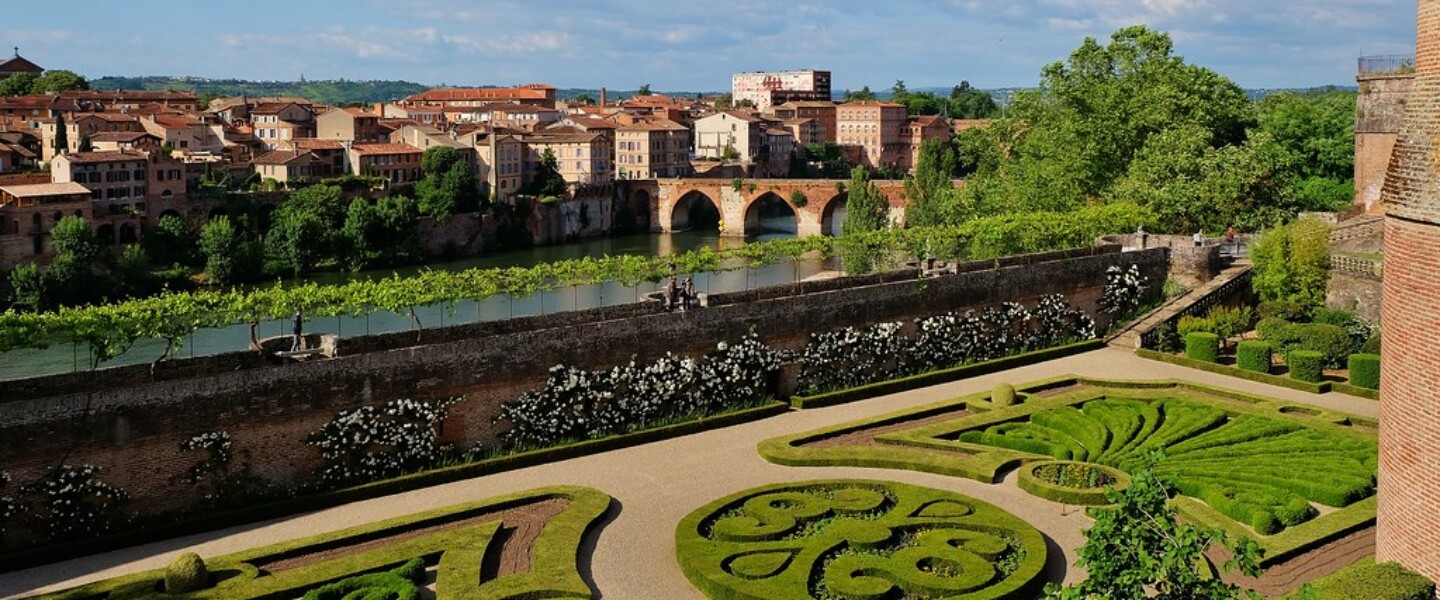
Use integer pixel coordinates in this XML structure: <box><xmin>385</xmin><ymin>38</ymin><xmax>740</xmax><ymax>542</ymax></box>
<box><xmin>0</xmin><ymin>347</ymin><xmax>1379</xmax><ymax>599</ymax></box>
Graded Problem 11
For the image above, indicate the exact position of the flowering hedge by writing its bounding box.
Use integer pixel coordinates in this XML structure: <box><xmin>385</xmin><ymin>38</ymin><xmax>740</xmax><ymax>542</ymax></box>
<box><xmin>306</xmin><ymin>397</ymin><xmax>466</xmax><ymax>487</ymax></box>
<box><xmin>497</xmin><ymin>334</ymin><xmax>784</xmax><ymax>449</ymax></box>
<box><xmin>1099</xmin><ymin>264</ymin><xmax>1149</xmax><ymax>317</ymax></box>
<box><xmin>13</xmin><ymin>464</ymin><xmax>129</xmax><ymax>541</ymax></box>
<box><xmin>797</xmin><ymin>294</ymin><xmax>1096</xmax><ymax>396</ymax></box>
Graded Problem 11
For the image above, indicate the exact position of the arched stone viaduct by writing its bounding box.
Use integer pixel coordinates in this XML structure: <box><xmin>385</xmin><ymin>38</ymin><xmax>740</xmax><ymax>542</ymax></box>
<box><xmin>619</xmin><ymin>178</ymin><xmax>917</xmax><ymax>237</ymax></box>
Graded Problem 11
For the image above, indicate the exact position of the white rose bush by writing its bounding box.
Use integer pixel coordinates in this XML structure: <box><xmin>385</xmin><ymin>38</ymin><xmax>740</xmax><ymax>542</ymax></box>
<box><xmin>498</xmin><ymin>334</ymin><xmax>783</xmax><ymax>449</ymax></box>
<box><xmin>18</xmin><ymin>464</ymin><xmax>129</xmax><ymax>540</ymax></box>
<box><xmin>1099</xmin><ymin>264</ymin><xmax>1149</xmax><ymax>316</ymax></box>
<box><xmin>797</xmin><ymin>294</ymin><xmax>1096</xmax><ymax>395</ymax></box>
<box><xmin>306</xmin><ymin>396</ymin><xmax>465</xmax><ymax>487</ymax></box>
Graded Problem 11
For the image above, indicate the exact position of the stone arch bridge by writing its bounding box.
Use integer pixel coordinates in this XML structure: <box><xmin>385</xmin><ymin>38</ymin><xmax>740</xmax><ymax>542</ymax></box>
<box><xmin>620</xmin><ymin>178</ymin><xmax>919</xmax><ymax>237</ymax></box>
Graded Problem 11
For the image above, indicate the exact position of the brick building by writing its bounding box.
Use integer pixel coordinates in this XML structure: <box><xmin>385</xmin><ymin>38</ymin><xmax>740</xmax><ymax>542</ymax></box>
<box><xmin>731</xmin><ymin>70</ymin><xmax>831</xmax><ymax>111</ymax></box>
<box><xmin>836</xmin><ymin>101</ymin><xmax>907</xmax><ymax>169</ymax></box>
<box><xmin>1377</xmin><ymin>0</ymin><xmax>1440</xmax><ymax>586</ymax></box>
<box><xmin>1355</xmin><ymin>57</ymin><xmax>1416</xmax><ymax>213</ymax></box>
<box><xmin>0</xmin><ymin>182</ymin><xmax>91</xmax><ymax>268</ymax></box>
<box><xmin>615</xmin><ymin>119</ymin><xmax>691</xmax><ymax>179</ymax></box>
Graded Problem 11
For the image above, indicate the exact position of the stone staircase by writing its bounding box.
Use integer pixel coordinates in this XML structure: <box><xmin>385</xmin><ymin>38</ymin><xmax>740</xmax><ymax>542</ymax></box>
<box><xmin>1107</xmin><ymin>262</ymin><xmax>1253</xmax><ymax>350</ymax></box>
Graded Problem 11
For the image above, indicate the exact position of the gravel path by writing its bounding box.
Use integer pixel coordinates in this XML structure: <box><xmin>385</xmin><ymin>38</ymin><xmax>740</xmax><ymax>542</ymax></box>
<box><xmin>0</xmin><ymin>347</ymin><xmax>1380</xmax><ymax>599</ymax></box>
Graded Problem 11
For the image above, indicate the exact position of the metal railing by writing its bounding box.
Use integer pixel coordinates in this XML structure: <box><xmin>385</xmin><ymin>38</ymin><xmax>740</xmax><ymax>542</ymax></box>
<box><xmin>1139</xmin><ymin>269</ymin><xmax>1253</xmax><ymax>349</ymax></box>
<box><xmin>1358</xmin><ymin>55</ymin><xmax>1416</xmax><ymax>77</ymax></box>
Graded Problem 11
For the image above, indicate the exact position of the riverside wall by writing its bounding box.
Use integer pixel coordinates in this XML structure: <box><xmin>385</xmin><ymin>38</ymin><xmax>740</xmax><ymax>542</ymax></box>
<box><xmin>0</xmin><ymin>245</ymin><xmax>1168</xmax><ymax>510</ymax></box>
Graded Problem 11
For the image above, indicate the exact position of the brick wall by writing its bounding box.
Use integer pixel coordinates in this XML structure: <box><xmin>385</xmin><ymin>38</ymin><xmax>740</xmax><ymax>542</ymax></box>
<box><xmin>0</xmin><ymin>248</ymin><xmax>1167</xmax><ymax>513</ymax></box>
<box><xmin>1376</xmin><ymin>0</ymin><xmax>1440</xmax><ymax>586</ymax></box>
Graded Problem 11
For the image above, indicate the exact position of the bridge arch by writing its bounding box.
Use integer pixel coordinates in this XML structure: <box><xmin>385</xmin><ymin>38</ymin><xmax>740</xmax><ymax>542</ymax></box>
<box><xmin>670</xmin><ymin>190</ymin><xmax>721</xmax><ymax>232</ymax></box>
<box><xmin>742</xmin><ymin>192</ymin><xmax>798</xmax><ymax>237</ymax></box>
<box><xmin>626</xmin><ymin>188</ymin><xmax>653</xmax><ymax>233</ymax></box>
<box><xmin>820</xmin><ymin>192</ymin><xmax>848</xmax><ymax>237</ymax></box>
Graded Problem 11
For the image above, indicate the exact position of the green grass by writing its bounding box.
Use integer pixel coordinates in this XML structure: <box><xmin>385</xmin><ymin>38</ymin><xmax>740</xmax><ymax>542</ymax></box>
<box><xmin>758</xmin><ymin>377</ymin><xmax>1378</xmax><ymax>566</ymax></box>
<box><xmin>675</xmin><ymin>480</ymin><xmax>1047</xmax><ymax>600</ymax></box>
<box><xmin>32</xmin><ymin>486</ymin><xmax>612</xmax><ymax>600</ymax></box>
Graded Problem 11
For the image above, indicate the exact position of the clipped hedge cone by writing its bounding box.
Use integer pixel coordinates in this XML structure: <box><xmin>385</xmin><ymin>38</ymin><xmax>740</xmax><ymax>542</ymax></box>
<box><xmin>992</xmin><ymin>383</ymin><xmax>1017</xmax><ymax>406</ymax></box>
<box><xmin>165</xmin><ymin>552</ymin><xmax>209</xmax><ymax>594</ymax></box>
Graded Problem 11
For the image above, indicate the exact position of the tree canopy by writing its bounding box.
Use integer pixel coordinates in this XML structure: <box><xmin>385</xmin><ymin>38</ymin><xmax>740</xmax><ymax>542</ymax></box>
<box><xmin>416</xmin><ymin>146</ymin><xmax>481</xmax><ymax>221</ymax></box>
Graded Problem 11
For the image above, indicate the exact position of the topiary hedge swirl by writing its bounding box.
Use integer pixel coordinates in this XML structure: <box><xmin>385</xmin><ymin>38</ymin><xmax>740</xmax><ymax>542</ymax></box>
<box><xmin>675</xmin><ymin>480</ymin><xmax>1048</xmax><ymax>600</ymax></box>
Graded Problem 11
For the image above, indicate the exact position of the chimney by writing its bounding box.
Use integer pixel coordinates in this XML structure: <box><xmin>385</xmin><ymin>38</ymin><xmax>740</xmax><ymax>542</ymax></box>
<box><xmin>1421</xmin><ymin>0</ymin><xmax>1439</xmax><ymax>76</ymax></box>
<box><xmin>600</xmin><ymin>87</ymin><xmax>607</xmax><ymax>107</ymax></box>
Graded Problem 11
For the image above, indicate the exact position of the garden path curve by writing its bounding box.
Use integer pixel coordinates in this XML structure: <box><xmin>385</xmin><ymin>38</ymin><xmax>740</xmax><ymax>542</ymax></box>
<box><xmin>0</xmin><ymin>347</ymin><xmax>1379</xmax><ymax>599</ymax></box>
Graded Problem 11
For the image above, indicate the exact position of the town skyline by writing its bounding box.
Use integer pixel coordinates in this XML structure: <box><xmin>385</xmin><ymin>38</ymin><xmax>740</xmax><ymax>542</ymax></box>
<box><xmin>2</xmin><ymin>0</ymin><xmax>1419</xmax><ymax>91</ymax></box>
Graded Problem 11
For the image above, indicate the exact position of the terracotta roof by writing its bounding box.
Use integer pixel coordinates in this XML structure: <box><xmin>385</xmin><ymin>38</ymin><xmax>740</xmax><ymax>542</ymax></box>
<box><xmin>89</xmin><ymin>131</ymin><xmax>158</xmax><ymax>143</ymax></box>
<box><xmin>524</xmin><ymin>132</ymin><xmax>607</xmax><ymax>144</ymax></box>
<box><xmin>251</xmin><ymin>102</ymin><xmax>306</xmax><ymax>115</ymax></box>
<box><xmin>782</xmin><ymin>117</ymin><xmax>816</xmax><ymax>126</ymax></box>
<box><xmin>56</xmin><ymin>150</ymin><xmax>149</xmax><ymax>164</ymax></box>
<box><xmin>775</xmin><ymin>100</ymin><xmax>837</xmax><ymax>109</ymax></box>
<box><xmin>404</xmin><ymin>87</ymin><xmax>553</xmax><ymax>103</ymax></box>
<box><xmin>838</xmin><ymin>100</ymin><xmax>906</xmax><ymax>108</ymax></box>
<box><xmin>252</xmin><ymin>149</ymin><xmax>320</xmax><ymax>166</ymax></box>
<box><xmin>0</xmin><ymin>54</ymin><xmax>44</xmax><ymax>74</ymax></box>
<box><xmin>74</xmin><ymin>112</ymin><xmax>141</xmax><ymax>123</ymax></box>
<box><xmin>0</xmin><ymin>182</ymin><xmax>90</xmax><ymax>198</ymax></box>
<box><xmin>290</xmin><ymin>138</ymin><xmax>346</xmax><ymax>150</ymax></box>
<box><xmin>350</xmin><ymin>142</ymin><xmax>423</xmax><ymax>155</ymax></box>
<box><xmin>715</xmin><ymin>110</ymin><xmax>763</xmax><ymax>123</ymax></box>
<box><xmin>1</xmin><ymin>143</ymin><xmax>36</xmax><ymax>159</ymax></box>
<box><xmin>618</xmin><ymin>118</ymin><xmax>687</xmax><ymax>132</ymax></box>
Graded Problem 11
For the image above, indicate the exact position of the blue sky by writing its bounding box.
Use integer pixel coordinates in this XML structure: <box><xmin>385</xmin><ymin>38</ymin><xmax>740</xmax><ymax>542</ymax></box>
<box><xmin>3</xmin><ymin>0</ymin><xmax>1417</xmax><ymax>91</ymax></box>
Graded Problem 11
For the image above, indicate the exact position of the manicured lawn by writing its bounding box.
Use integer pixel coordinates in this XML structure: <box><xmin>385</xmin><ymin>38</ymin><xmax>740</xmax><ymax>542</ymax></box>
<box><xmin>32</xmin><ymin>486</ymin><xmax>611</xmax><ymax>600</ymax></box>
<box><xmin>759</xmin><ymin>378</ymin><xmax>1377</xmax><ymax>565</ymax></box>
<box><xmin>675</xmin><ymin>479</ymin><xmax>1048</xmax><ymax>600</ymax></box>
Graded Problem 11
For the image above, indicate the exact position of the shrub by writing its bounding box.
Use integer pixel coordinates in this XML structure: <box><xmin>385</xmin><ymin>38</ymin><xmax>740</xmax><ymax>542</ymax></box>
<box><xmin>1185</xmin><ymin>333</ymin><xmax>1220</xmax><ymax>363</ymax></box>
<box><xmin>164</xmin><ymin>552</ymin><xmax>209</xmax><ymax>594</ymax></box>
<box><xmin>1258</xmin><ymin>300</ymin><xmax>1308</xmax><ymax>322</ymax></box>
<box><xmin>993</xmin><ymin>383</ymin><xmax>1017</xmax><ymax>406</ymax></box>
<box><xmin>1361</xmin><ymin>332</ymin><xmax>1381</xmax><ymax>355</ymax></box>
<box><xmin>1311</xmin><ymin>307</ymin><xmax>1357</xmax><ymax>328</ymax></box>
<box><xmin>1206</xmin><ymin>305</ymin><xmax>1255</xmax><ymax>348</ymax></box>
<box><xmin>1255</xmin><ymin>317</ymin><xmax>1294</xmax><ymax>343</ymax></box>
<box><xmin>1150</xmin><ymin>322</ymin><xmax>1181</xmax><ymax>353</ymax></box>
<box><xmin>1236</xmin><ymin>341</ymin><xmax>1273</xmax><ymax>374</ymax></box>
<box><xmin>1291</xmin><ymin>323</ymin><xmax>1353</xmax><ymax>368</ymax></box>
<box><xmin>1348</xmin><ymin>354</ymin><xmax>1380</xmax><ymax>390</ymax></box>
<box><xmin>1288</xmin><ymin>351</ymin><xmax>1325</xmax><ymax>383</ymax></box>
<box><xmin>1283</xmin><ymin>558</ymin><xmax>1434</xmax><ymax>600</ymax></box>
<box><xmin>1176</xmin><ymin>315</ymin><xmax>1215</xmax><ymax>338</ymax></box>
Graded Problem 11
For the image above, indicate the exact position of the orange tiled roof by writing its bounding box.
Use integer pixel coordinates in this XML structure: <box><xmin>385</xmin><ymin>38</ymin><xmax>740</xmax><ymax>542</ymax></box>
<box><xmin>54</xmin><ymin>150</ymin><xmax>149</xmax><ymax>164</ymax></box>
<box><xmin>350</xmin><ymin>142</ymin><xmax>423</xmax><ymax>155</ymax></box>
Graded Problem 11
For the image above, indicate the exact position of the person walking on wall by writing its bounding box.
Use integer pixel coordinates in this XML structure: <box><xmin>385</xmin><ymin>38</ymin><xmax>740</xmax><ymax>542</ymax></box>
<box><xmin>663</xmin><ymin>274</ymin><xmax>678</xmax><ymax>312</ymax></box>
<box><xmin>291</xmin><ymin>309</ymin><xmax>305</xmax><ymax>352</ymax></box>
<box><xmin>1225</xmin><ymin>224</ymin><xmax>1237</xmax><ymax>253</ymax></box>
<box><xmin>683</xmin><ymin>275</ymin><xmax>696</xmax><ymax>311</ymax></box>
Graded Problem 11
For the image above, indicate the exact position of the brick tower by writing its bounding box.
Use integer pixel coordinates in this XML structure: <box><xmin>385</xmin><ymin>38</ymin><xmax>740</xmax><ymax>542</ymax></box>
<box><xmin>1378</xmin><ymin>0</ymin><xmax>1440</xmax><ymax>583</ymax></box>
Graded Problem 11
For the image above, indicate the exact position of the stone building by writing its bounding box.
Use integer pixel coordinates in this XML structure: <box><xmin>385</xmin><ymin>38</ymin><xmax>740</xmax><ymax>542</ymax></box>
<box><xmin>1377</xmin><ymin>0</ymin><xmax>1440</xmax><ymax>585</ymax></box>
<box><xmin>1355</xmin><ymin>56</ymin><xmax>1416</xmax><ymax>212</ymax></box>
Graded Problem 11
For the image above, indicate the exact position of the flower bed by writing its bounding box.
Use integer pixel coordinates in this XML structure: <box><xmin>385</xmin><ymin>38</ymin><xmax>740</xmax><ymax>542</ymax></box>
<box><xmin>1017</xmin><ymin>461</ymin><xmax>1131</xmax><ymax>506</ymax></box>
<box><xmin>675</xmin><ymin>479</ymin><xmax>1048</xmax><ymax>600</ymax></box>
<box><xmin>32</xmin><ymin>486</ymin><xmax>611</xmax><ymax>600</ymax></box>
<box><xmin>759</xmin><ymin>378</ymin><xmax>1377</xmax><ymax>566</ymax></box>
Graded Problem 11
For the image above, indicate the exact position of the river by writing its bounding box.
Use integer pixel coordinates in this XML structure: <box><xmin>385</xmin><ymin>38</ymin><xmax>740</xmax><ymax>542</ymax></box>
<box><xmin>0</xmin><ymin>216</ymin><xmax>837</xmax><ymax>381</ymax></box>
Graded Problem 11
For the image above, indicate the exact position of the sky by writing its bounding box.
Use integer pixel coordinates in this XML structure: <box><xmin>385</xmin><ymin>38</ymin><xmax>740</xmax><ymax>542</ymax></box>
<box><xmin>2</xmin><ymin>0</ymin><xmax>1418</xmax><ymax>92</ymax></box>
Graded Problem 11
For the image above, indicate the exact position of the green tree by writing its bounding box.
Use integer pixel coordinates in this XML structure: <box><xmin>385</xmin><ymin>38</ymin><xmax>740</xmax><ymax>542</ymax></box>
<box><xmin>841</xmin><ymin>167</ymin><xmax>890</xmax><ymax>274</ymax></box>
<box><xmin>522</xmin><ymin>148</ymin><xmax>568</xmax><ymax>199</ymax></box>
<box><xmin>143</xmin><ymin>215</ymin><xmax>198</xmax><ymax>267</ymax></box>
<box><xmin>842</xmin><ymin>86</ymin><xmax>876</xmax><ymax>102</ymax></box>
<box><xmin>1255</xmin><ymin>90</ymin><xmax>1356</xmax><ymax>212</ymax></box>
<box><xmin>8</xmin><ymin>263</ymin><xmax>46</xmax><ymax>309</ymax></box>
<box><xmin>337</xmin><ymin>196</ymin><xmax>420</xmax><ymax>271</ymax></box>
<box><xmin>200</xmin><ymin>217</ymin><xmax>253</xmax><ymax>285</ymax></box>
<box><xmin>1250</xmin><ymin>218</ymin><xmax>1332</xmax><ymax>315</ymax></box>
<box><xmin>50</xmin><ymin>216</ymin><xmax>100</xmax><ymax>266</ymax></box>
<box><xmin>904</xmin><ymin>139</ymin><xmax>958</xmax><ymax>227</ymax></box>
<box><xmin>112</xmin><ymin>244</ymin><xmax>155</xmax><ymax>299</ymax></box>
<box><xmin>0</xmin><ymin>72</ymin><xmax>36</xmax><ymax>96</ymax></box>
<box><xmin>416</xmin><ymin>146</ymin><xmax>481</xmax><ymax>221</ymax></box>
<box><xmin>265</xmin><ymin>201</ymin><xmax>328</xmax><ymax>277</ymax></box>
<box><xmin>958</xmin><ymin>26</ymin><xmax>1253</xmax><ymax>220</ymax></box>
<box><xmin>53</xmin><ymin>113</ymin><xmax>68</xmax><ymax>155</ymax></box>
<box><xmin>735</xmin><ymin>98</ymin><xmax>755</xmax><ymax>109</ymax></box>
<box><xmin>637</xmin><ymin>83</ymin><xmax>652</xmax><ymax>96</ymax></box>
<box><xmin>572</xmin><ymin>93</ymin><xmax>595</xmax><ymax>105</ymax></box>
<box><xmin>76</xmin><ymin>134</ymin><xmax>93</xmax><ymax>153</ymax></box>
<box><xmin>714</xmin><ymin>93</ymin><xmax>733</xmax><ymax>109</ymax></box>
<box><xmin>29</xmin><ymin>70</ymin><xmax>89</xmax><ymax>94</ymax></box>
<box><xmin>948</xmin><ymin>81</ymin><xmax>1000</xmax><ymax>119</ymax></box>
<box><xmin>1044</xmin><ymin>460</ymin><xmax>1261</xmax><ymax>600</ymax></box>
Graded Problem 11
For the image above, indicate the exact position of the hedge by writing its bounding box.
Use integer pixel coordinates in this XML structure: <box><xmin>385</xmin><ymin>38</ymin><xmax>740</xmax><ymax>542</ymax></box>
<box><xmin>1332</xmin><ymin>383</ymin><xmax>1379</xmax><ymax>401</ymax></box>
<box><xmin>675</xmin><ymin>479</ymin><xmax>1049</xmax><ymax>600</ymax></box>
<box><xmin>1236</xmin><ymin>341</ymin><xmax>1273</xmax><ymax>374</ymax></box>
<box><xmin>1279</xmin><ymin>558</ymin><xmax>1435</xmax><ymax>600</ymax></box>
<box><xmin>1288</xmin><ymin>350</ymin><xmax>1325</xmax><ymax>383</ymax></box>
<box><xmin>788</xmin><ymin>339</ymin><xmax>1104</xmax><ymax>409</ymax></box>
<box><xmin>1017</xmin><ymin>461</ymin><xmax>1131</xmax><ymax>505</ymax></box>
<box><xmin>1</xmin><ymin>400</ymin><xmax>787</xmax><ymax>574</ymax></box>
<box><xmin>759</xmin><ymin>377</ymin><xmax>1378</xmax><ymax>565</ymax></box>
<box><xmin>33</xmin><ymin>486</ymin><xmax>612</xmax><ymax>600</ymax></box>
<box><xmin>1185</xmin><ymin>332</ymin><xmax>1220</xmax><ymax>363</ymax></box>
<box><xmin>1135</xmin><ymin>349</ymin><xmax>1331</xmax><ymax>394</ymax></box>
<box><xmin>1347</xmin><ymin>354</ymin><xmax>1380</xmax><ymax>390</ymax></box>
